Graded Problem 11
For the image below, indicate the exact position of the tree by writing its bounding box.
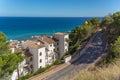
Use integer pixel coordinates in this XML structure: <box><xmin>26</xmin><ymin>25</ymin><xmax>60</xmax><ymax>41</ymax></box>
<box><xmin>111</xmin><ymin>36</ymin><xmax>120</xmax><ymax>54</ymax></box>
<box><xmin>100</xmin><ymin>16</ymin><xmax>113</xmax><ymax>27</ymax></box>
<box><xmin>0</xmin><ymin>32</ymin><xmax>24</xmax><ymax>79</ymax></box>
<box><xmin>0</xmin><ymin>32</ymin><xmax>10</xmax><ymax>55</ymax></box>
<box><xmin>0</xmin><ymin>58</ymin><xmax>3</xmax><ymax>74</ymax></box>
<box><xmin>1</xmin><ymin>53</ymin><xmax>19</xmax><ymax>78</ymax></box>
<box><xmin>88</xmin><ymin>17</ymin><xmax>101</xmax><ymax>27</ymax></box>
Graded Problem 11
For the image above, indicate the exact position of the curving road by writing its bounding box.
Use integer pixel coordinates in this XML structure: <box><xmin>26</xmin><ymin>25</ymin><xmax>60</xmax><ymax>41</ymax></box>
<box><xmin>43</xmin><ymin>32</ymin><xmax>106</xmax><ymax>80</ymax></box>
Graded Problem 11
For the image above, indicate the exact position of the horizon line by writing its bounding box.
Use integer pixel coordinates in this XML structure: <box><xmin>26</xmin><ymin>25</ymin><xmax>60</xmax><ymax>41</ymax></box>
<box><xmin>0</xmin><ymin>16</ymin><xmax>103</xmax><ymax>18</ymax></box>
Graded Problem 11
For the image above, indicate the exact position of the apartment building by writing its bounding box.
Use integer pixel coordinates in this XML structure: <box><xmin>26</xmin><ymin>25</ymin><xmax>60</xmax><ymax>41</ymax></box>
<box><xmin>22</xmin><ymin>36</ymin><xmax>56</xmax><ymax>72</ymax></box>
<box><xmin>53</xmin><ymin>32</ymin><xmax>69</xmax><ymax>59</ymax></box>
<box><xmin>21</xmin><ymin>32</ymin><xmax>69</xmax><ymax>73</ymax></box>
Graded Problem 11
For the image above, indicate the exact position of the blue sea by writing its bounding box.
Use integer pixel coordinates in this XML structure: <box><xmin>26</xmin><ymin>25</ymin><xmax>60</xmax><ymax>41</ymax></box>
<box><xmin>0</xmin><ymin>17</ymin><xmax>101</xmax><ymax>40</ymax></box>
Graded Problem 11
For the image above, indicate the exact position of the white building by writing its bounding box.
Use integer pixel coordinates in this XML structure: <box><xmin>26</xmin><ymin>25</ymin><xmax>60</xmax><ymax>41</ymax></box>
<box><xmin>53</xmin><ymin>32</ymin><xmax>69</xmax><ymax>59</ymax></box>
<box><xmin>35</xmin><ymin>36</ymin><xmax>56</xmax><ymax>65</ymax></box>
<box><xmin>22</xmin><ymin>36</ymin><xmax>56</xmax><ymax>72</ymax></box>
<box><xmin>21</xmin><ymin>33</ymin><xmax>69</xmax><ymax>73</ymax></box>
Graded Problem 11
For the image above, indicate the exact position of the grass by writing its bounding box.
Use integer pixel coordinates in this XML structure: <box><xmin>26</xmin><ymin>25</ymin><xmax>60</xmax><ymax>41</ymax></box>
<box><xmin>64</xmin><ymin>59</ymin><xmax>120</xmax><ymax>80</ymax></box>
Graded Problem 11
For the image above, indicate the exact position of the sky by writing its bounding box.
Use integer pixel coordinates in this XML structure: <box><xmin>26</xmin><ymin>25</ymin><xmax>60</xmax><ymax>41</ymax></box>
<box><xmin>0</xmin><ymin>0</ymin><xmax>120</xmax><ymax>17</ymax></box>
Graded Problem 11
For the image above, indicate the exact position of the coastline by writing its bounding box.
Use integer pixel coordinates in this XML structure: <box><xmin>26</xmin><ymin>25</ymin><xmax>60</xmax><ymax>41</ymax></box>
<box><xmin>0</xmin><ymin>17</ymin><xmax>102</xmax><ymax>41</ymax></box>
<box><xmin>8</xmin><ymin>31</ymin><xmax>70</xmax><ymax>41</ymax></box>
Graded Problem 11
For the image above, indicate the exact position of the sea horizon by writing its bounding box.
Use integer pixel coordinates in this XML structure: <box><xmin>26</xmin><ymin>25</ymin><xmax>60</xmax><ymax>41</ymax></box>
<box><xmin>0</xmin><ymin>17</ymin><xmax>102</xmax><ymax>40</ymax></box>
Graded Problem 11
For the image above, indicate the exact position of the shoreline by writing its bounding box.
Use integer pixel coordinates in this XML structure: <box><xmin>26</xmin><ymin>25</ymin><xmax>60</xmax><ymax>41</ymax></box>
<box><xmin>8</xmin><ymin>31</ymin><xmax>70</xmax><ymax>41</ymax></box>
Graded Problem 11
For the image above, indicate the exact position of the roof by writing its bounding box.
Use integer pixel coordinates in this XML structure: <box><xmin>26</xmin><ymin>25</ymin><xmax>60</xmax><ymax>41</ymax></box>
<box><xmin>14</xmin><ymin>48</ymin><xmax>22</xmax><ymax>53</ymax></box>
<box><xmin>34</xmin><ymin>36</ymin><xmax>55</xmax><ymax>44</ymax></box>
<box><xmin>54</xmin><ymin>32</ymin><xmax>67</xmax><ymax>36</ymax></box>
<box><xmin>42</xmin><ymin>36</ymin><xmax>55</xmax><ymax>44</ymax></box>
<box><xmin>45</xmin><ymin>48</ymin><xmax>49</xmax><ymax>52</ymax></box>
<box><xmin>10</xmin><ymin>42</ymin><xmax>17</xmax><ymax>48</ymax></box>
<box><xmin>22</xmin><ymin>40</ymin><xmax>45</xmax><ymax>49</ymax></box>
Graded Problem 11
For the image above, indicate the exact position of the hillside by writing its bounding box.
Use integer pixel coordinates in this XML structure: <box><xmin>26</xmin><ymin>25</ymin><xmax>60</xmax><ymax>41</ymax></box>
<box><xmin>64</xmin><ymin>12</ymin><xmax>120</xmax><ymax>80</ymax></box>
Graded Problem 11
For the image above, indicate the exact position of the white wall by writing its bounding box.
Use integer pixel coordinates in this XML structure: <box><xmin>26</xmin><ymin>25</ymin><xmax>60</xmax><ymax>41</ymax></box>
<box><xmin>38</xmin><ymin>47</ymin><xmax>46</xmax><ymax>68</ymax></box>
<box><xmin>11</xmin><ymin>60</ymin><xmax>26</xmax><ymax>80</ymax></box>
<box><xmin>64</xmin><ymin>55</ymin><xmax>71</xmax><ymax>63</ymax></box>
<box><xmin>10</xmin><ymin>48</ymin><xmax>15</xmax><ymax>53</ymax></box>
<box><xmin>64</xmin><ymin>35</ymin><xmax>69</xmax><ymax>52</ymax></box>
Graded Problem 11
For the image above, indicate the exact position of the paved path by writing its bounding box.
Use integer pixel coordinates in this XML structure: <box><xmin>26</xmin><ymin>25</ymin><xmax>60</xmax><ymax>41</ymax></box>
<box><xmin>28</xmin><ymin>63</ymin><xmax>71</xmax><ymax>80</ymax></box>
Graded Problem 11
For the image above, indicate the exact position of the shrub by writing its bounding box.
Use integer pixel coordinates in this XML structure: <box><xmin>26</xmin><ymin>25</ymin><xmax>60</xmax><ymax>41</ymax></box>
<box><xmin>64</xmin><ymin>59</ymin><xmax>120</xmax><ymax>80</ymax></box>
<box><xmin>69</xmin><ymin>42</ymin><xmax>80</xmax><ymax>55</ymax></box>
<box><xmin>20</xmin><ymin>74</ymin><xmax>33</xmax><ymax>80</ymax></box>
<box><xmin>20</xmin><ymin>64</ymin><xmax>53</xmax><ymax>80</ymax></box>
<box><xmin>54</xmin><ymin>60</ymin><xmax>61</xmax><ymax>65</ymax></box>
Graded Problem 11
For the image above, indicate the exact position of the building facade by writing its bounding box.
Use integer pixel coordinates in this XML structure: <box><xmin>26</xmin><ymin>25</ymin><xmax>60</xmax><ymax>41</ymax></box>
<box><xmin>22</xmin><ymin>36</ymin><xmax>56</xmax><ymax>72</ymax></box>
<box><xmin>53</xmin><ymin>32</ymin><xmax>69</xmax><ymax>59</ymax></box>
<box><xmin>21</xmin><ymin>32</ymin><xmax>69</xmax><ymax>73</ymax></box>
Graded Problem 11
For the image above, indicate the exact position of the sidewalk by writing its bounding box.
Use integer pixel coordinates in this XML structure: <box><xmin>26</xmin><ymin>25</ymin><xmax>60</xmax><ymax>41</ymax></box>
<box><xmin>28</xmin><ymin>62</ymin><xmax>71</xmax><ymax>80</ymax></box>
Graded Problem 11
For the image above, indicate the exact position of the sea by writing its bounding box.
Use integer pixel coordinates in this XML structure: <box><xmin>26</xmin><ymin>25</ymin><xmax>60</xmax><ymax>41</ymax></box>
<box><xmin>0</xmin><ymin>17</ymin><xmax>102</xmax><ymax>40</ymax></box>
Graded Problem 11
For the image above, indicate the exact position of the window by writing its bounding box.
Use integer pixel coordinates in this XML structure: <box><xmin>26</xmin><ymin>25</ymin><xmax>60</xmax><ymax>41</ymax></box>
<box><xmin>40</xmin><ymin>52</ymin><xmax>42</xmax><ymax>56</ymax></box>
<box><xmin>40</xmin><ymin>59</ymin><xmax>42</xmax><ymax>63</ymax></box>
<box><xmin>57</xmin><ymin>48</ymin><xmax>59</xmax><ymax>51</ymax></box>
<box><xmin>50</xmin><ymin>44</ymin><xmax>52</xmax><ymax>47</ymax></box>
<box><xmin>54</xmin><ymin>49</ymin><xmax>55</xmax><ymax>52</ymax></box>
<box><xmin>30</xmin><ymin>57</ymin><xmax>33</xmax><ymax>61</ymax></box>
<box><xmin>40</xmin><ymin>66</ymin><xmax>42</xmax><ymax>68</ymax></box>
<box><xmin>30</xmin><ymin>65</ymin><xmax>33</xmax><ymax>68</ymax></box>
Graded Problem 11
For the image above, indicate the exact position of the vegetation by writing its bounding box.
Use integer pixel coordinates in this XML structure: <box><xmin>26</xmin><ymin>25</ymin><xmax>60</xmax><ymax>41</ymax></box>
<box><xmin>101</xmin><ymin>12</ymin><xmax>120</xmax><ymax>64</ymax></box>
<box><xmin>67</xmin><ymin>17</ymin><xmax>100</xmax><ymax>57</ymax></box>
<box><xmin>64</xmin><ymin>59</ymin><xmax>120</xmax><ymax>80</ymax></box>
<box><xmin>0</xmin><ymin>32</ymin><xmax>24</xmax><ymax>79</ymax></box>
<box><xmin>54</xmin><ymin>59</ymin><xmax>61</xmax><ymax>65</ymax></box>
<box><xmin>20</xmin><ymin>64</ymin><xmax>53</xmax><ymax>80</ymax></box>
<box><xmin>69</xmin><ymin>25</ymin><xmax>95</xmax><ymax>45</ymax></box>
<box><xmin>103</xmin><ymin>36</ymin><xmax>120</xmax><ymax>64</ymax></box>
<box><xmin>88</xmin><ymin>17</ymin><xmax>101</xmax><ymax>27</ymax></box>
<box><xmin>20</xmin><ymin>59</ymin><xmax>61</xmax><ymax>80</ymax></box>
<box><xmin>64</xmin><ymin>11</ymin><xmax>120</xmax><ymax>80</ymax></box>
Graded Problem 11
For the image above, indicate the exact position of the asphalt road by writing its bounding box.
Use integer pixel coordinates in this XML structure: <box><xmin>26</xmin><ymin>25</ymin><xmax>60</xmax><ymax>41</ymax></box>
<box><xmin>43</xmin><ymin>32</ymin><xmax>106</xmax><ymax>80</ymax></box>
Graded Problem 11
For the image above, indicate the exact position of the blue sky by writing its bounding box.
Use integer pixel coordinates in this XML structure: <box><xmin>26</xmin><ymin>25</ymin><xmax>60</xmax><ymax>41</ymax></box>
<box><xmin>0</xmin><ymin>0</ymin><xmax>120</xmax><ymax>17</ymax></box>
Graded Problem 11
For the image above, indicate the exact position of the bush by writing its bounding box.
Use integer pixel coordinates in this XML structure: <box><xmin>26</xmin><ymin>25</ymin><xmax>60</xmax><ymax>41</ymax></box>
<box><xmin>33</xmin><ymin>68</ymin><xmax>46</xmax><ymax>75</ymax></box>
<box><xmin>69</xmin><ymin>42</ymin><xmax>80</xmax><ymax>55</ymax></box>
<box><xmin>20</xmin><ymin>74</ymin><xmax>33</xmax><ymax>80</ymax></box>
<box><xmin>20</xmin><ymin>64</ymin><xmax>53</xmax><ymax>80</ymax></box>
<box><xmin>54</xmin><ymin>60</ymin><xmax>61</xmax><ymax>65</ymax></box>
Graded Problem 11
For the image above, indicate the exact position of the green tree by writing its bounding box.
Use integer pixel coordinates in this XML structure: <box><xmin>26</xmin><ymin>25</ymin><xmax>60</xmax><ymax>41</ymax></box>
<box><xmin>1</xmin><ymin>53</ymin><xmax>19</xmax><ymax>77</ymax></box>
<box><xmin>0</xmin><ymin>58</ymin><xmax>3</xmax><ymax>74</ymax></box>
<box><xmin>100</xmin><ymin>16</ymin><xmax>113</xmax><ymax>27</ymax></box>
<box><xmin>0</xmin><ymin>32</ymin><xmax>10</xmax><ymax>55</ymax></box>
<box><xmin>88</xmin><ymin>17</ymin><xmax>101</xmax><ymax>27</ymax></box>
<box><xmin>0</xmin><ymin>32</ymin><xmax>24</xmax><ymax>79</ymax></box>
<box><xmin>111</xmin><ymin>36</ymin><xmax>120</xmax><ymax>54</ymax></box>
